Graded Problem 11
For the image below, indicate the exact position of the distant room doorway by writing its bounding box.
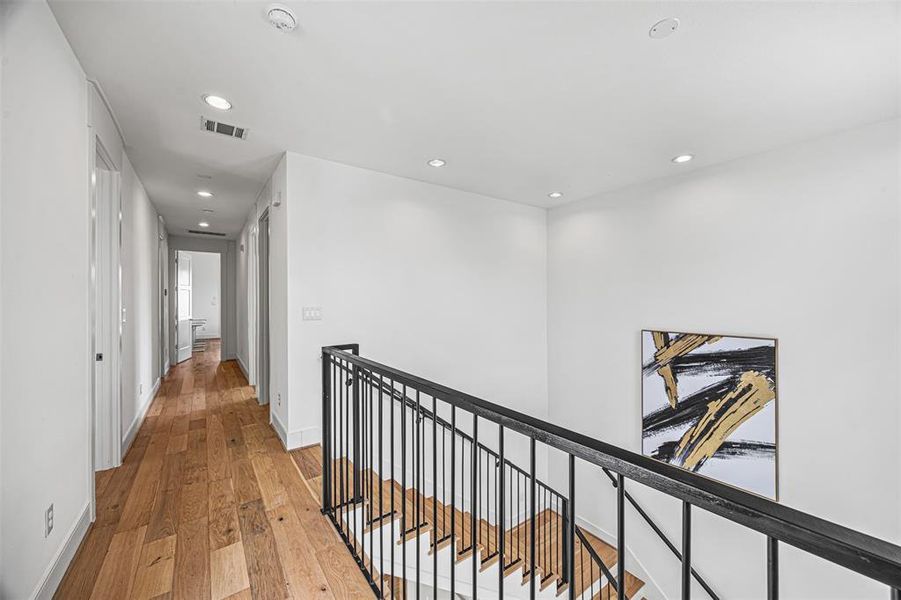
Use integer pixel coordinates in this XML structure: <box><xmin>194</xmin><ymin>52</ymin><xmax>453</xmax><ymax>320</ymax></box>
<box><xmin>175</xmin><ymin>250</ymin><xmax>221</xmax><ymax>363</ymax></box>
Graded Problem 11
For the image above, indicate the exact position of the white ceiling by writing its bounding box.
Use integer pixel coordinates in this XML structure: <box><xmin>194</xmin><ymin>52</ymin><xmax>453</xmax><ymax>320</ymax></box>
<box><xmin>50</xmin><ymin>1</ymin><xmax>899</xmax><ymax>238</ymax></box>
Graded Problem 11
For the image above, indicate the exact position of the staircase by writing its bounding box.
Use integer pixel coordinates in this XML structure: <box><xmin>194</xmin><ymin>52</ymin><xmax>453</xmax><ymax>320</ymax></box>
<box><xmin>297</xmin><ymin>449</ymin><xmax>645</xmax><ymax>599</ymax></box>
<box><xmin>317</xmin><ymin>344</ymin><xmax>901</xmax><ymax>600</ymax></box>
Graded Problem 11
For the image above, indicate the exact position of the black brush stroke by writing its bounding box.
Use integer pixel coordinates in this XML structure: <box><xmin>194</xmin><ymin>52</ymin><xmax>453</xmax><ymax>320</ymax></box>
<box><xmin>651</xmin><ymin>440</ymin><xmax>775</xmax><ymax>469</ymax></box>
<box><xmin>642</xmin><ymin>346</ymin><xmax>775</xmax><ymax>379</ymax></box>
<box><xmin>642</xmin><ymin>377</ymin><xmax>740</xmax><ymax>436</ymax></box>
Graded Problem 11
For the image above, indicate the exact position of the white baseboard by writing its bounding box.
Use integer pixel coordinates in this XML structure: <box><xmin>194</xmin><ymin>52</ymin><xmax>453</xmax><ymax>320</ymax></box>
<box><xmin>32</xmin><ymin>501</ymin><xmax>91</xmax><ymax>600</ymax></box>
<box><xmin>269</xmin><ymin>412</ymin><xmax>320</xmax><ymax>450</ymax></box>
<box><xmin>236</xmin><ymin>355</ymin><xmax>251</xmax><ymax>382</ymax></box>
<box><xmin>121</xmin><ymin>377</ymin><xmax>160</xmax><ymax>458</ymax></box>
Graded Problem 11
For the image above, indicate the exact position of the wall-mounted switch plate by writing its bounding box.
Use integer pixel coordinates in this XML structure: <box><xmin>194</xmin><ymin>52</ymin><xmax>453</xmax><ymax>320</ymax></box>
<box><xmin>302</xmin><ymin>307</ymin><xmax>322</xmax><ymax>321</ymax></box>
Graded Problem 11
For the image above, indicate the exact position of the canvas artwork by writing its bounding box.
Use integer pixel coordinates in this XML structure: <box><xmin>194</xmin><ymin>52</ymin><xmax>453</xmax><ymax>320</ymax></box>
<box><xmin>641</xmin><ymin>330</ymin><xmax>778</xmax><ymax>499</ymax></box>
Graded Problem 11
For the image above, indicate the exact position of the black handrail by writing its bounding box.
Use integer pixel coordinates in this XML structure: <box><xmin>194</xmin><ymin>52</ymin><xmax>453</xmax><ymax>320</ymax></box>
<box><xmin>323</xmin><ymin>345</ymin><xmax>901</xmax><ymax>593</ymax></box>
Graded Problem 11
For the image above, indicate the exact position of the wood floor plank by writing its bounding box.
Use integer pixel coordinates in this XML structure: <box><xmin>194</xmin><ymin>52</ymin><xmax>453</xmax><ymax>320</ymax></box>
<box><xmin>131</xmin><ymin>534</ymin><xmax>177</xmax><ymax>600</ymax></box>
<box><xmin>88</xmin><ymin>525</ymin><xmax>147</xmax><ymax>600</ymax></box>
<box><xmin>172</xmin><ymin>516</ymin><xmax>210</xmax><ymax>600</ymax></box>
<box><xmin>237</xmin><ymin>499</ymin><xmax>289</xmax><ymax>600</ymax></box>
<box><xmin>210</xmin><ymin>541</ymin><xmax>251</xmax><ymax>600</ymax></box>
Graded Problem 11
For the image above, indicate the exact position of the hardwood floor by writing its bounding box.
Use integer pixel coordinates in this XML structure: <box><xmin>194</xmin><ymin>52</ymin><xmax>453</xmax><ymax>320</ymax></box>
<box><xmin>55</xmin><ymin>341</ymin><xmax>373</xmax><ymax>600</ymax></box>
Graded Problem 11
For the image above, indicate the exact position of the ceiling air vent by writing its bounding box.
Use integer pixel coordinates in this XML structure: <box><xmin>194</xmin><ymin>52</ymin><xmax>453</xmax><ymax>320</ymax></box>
<box><xmin>200</xmin><ymin>116</ymin><xmax>248</xmax><ymax>140</ymax></box>
<box><xmin>188</xmin><ymin>229</ymin><xmax>227</xmax><ymax>237</ymax></box>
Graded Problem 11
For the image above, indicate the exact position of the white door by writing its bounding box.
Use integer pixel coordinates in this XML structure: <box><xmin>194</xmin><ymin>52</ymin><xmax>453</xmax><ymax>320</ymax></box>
<box><xmin>92</xmin><ymin>157</ymin><xmax>122</xmax><ymax>470</ymax></box>
<box><xmin>176</xmin><ymin>251</ymin><xmax>193</xmax><ymax>363</ymax></box>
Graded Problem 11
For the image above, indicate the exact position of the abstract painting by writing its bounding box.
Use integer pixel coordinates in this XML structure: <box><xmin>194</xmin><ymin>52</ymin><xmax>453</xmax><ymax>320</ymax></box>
<box><xmin>641</xmin><ymin>330</ymin><xmax>778</xmax><ymax>499</ymax></box>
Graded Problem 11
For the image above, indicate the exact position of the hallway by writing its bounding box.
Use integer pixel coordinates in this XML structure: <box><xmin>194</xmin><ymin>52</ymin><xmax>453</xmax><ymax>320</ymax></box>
<box><xmin>56</xmin><ymin>343</ymin><xmax>372</xmax><ymax>599</ymax></box>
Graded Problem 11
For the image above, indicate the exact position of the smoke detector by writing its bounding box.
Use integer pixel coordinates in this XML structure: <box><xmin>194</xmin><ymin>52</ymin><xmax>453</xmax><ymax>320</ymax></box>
<box><xmin>267</xmin><ymin>4</ymin><xmax>297</xmax><ymax>32</ymax></box>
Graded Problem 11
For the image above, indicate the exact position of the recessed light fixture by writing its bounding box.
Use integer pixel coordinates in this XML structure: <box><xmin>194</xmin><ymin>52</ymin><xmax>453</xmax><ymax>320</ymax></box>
<box><xmin>671</xmin><ymin>154</ymin><xmax>694</xmax><ymax>164</ymax></box>
<box><xmin>547</xmin><ymin>191</ymin><xmax>564</xmax><ymax>199</ymax></box>
<box><xmin>650</xmin><ymin>17</ymin><xmax>680</xmax><ymax>39</ymax></box>
<box><xmin>267</xmin><ymin>4</ymin><xmax>298</xmax><ymax>31</ymax></box>
<box><xmin>202</xmin><ymin>94</ymin><xmax>232</xmax><ymax>111</ymax></box>
<box><xmin>198</xmin><ymin>221</ymin><xmax>210</xmax><ymax>228</ymax></box>
<box><xmin>201</xmin><ymin>208</ymin><xmax>215</xmax><ymax>214</ymax></box>
<box><xmin>197</xmin><ymin>190</ymin><xmax>214</xmax><ymax>198</ymax></box>
<box><xmin>427</xmin><ymin>158</ymin><xmax>447</xmax><ymax>168</ymax></box>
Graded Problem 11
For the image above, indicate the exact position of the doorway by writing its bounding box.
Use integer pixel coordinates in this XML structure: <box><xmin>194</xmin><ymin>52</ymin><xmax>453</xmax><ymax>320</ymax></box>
<box><xmin>175</xmin><ymin>250</ymin><xmax>222</xmax><ymax>364</ymax></box>
<box><xmin>257</xmin><ymin>209</ymin><xmax>270</xmax><ymax>405</ymax></box>
<box><xmin>90</xmin><ymin>141</ymin><xmax>122</xmax><ymax>471</ymax></box>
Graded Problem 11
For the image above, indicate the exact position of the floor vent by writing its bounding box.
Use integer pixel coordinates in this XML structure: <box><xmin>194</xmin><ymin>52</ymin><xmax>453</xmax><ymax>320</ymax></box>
<box><xmin>188</xmin><ymin>229</ymin><xmax>227</xmax><ymax>236</ymax></box>
<box><xmin>200</xmin><ymin>116</ymin><xmax>248</xmax><ymax>140</ymax></box>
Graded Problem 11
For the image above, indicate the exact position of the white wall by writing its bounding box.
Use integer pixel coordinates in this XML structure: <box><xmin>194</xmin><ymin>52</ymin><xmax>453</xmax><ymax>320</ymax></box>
<box><xmin>119</xmin><ymin>154</ymin><xmax>161</xmax><ymax>453</ymax></box>
<box><xmin>547</xmin><ymin>119</ymin><xmax>901</xmax><ymax>599</ymax></box>
<box><xmin>0</xmin><ymin>2</ymin><xmax>91</xmax><ymax>597</ymax></box>
<box><xmin>262</xmin><ymin>152</ymin><xmax>549</xmax><ymax>451</ymax></box>
<box><xmin>185</xmin><ymin>251</ymin><xmax>221</xmax><ymax>339</ymax></box>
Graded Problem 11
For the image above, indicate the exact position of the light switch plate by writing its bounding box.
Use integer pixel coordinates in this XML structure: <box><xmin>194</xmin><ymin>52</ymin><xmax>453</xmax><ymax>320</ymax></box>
<box><xmin>302</xmin><ymin>306</ymin><xmax>322</xmax><ymax>321</ymax></box>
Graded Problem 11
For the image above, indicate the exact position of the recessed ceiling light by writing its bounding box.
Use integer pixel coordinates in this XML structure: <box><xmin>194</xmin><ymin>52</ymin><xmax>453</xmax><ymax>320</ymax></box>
<box><xmin>267</xmin><ymin>4</ymin><xmax>298</xmax><ymax>31</ymax></box>
<box><xmin>427</xmin><ymin>158</ymin><xmax>447</xmax><ymax>168</ymax></box>
<box><xmin>672</xmin><ymin>154</ymin><xmax>694</xmax><ymax>164</ymax></box>
<box><xmin>202</xmin><ymin>94</ymin><xmax>232</xmax><ymax>111</ymax></box>
<box><xmin>650</xmin><ymin>17</ymin><xmax>680</xmax><ymax>39</ymax></box>
<box><xmin>547</xmin><ymin>191</ymin><xmax>563</xmax><ymax>199</ymax></box>
<box><xmin>197</xmin><ymin>190</ymin><xmax>214</xmax><ymax>198</ymax></box>
<box><xmin>201</xmin><ymin>208</ymin><xmax>215</xmax><ymax>214</ymax></box>
<box><xmin>198</xmin><ymin>221</ymin><xmax>210</xmax><ymax>228</ymax></box>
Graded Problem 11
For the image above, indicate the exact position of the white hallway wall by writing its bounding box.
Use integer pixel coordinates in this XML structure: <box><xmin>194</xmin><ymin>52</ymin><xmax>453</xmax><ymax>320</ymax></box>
<box><xmin>186</xmin><ymin>251</ymin><xmax>221</xmax><ymax>340</ymax></box>
<box><xmin>119</xmin><ymin>153</ymin><xmax>163</xmax><ymax>452</ymax></box>
<box><xmin>546</xmin><ymin>119</ymin><xmax>901</xmax><ymax>599</ymax></box>
<box><xmin>237</xmin><ymin>152</ymin><xmax>549</xmax><ymax>453</ymax></box>
<box><xmin>0</xmin><ymin>2</ymin><xmax>91</xmax><ymax>597</ymax></box>
<box><xmin>1</xmin><ymin>2</ymin><xmax>161</xmax><ymax>596</ymax></box>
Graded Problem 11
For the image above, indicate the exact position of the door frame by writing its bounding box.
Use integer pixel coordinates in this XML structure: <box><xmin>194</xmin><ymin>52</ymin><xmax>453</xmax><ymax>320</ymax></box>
<box><xmin>256</xmin><ymin>209</ymin><xmax>270</xmax><ymax>406</ymax></box>
<box><xmin>88</xmin><ymin>135</ymin><xmax>123</xmax><ymax>492</ymax></box>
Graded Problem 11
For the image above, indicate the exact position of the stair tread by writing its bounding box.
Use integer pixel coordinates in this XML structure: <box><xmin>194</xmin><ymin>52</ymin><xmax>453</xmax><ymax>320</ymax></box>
<box><xmin>313</xmin><ymin>455</ymin><xmax>645</xmax><ymax>599</ymax></box>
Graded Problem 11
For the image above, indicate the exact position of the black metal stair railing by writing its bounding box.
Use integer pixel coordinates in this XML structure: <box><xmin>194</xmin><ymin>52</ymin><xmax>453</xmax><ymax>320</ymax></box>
<box><xmin>321</xmin><ymin>344</ymin><xmax>901</xmax><ymax>600</ymax></box>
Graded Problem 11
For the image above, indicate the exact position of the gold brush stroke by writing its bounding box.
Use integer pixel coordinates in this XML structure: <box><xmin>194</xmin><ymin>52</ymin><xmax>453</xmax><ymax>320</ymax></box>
<box><xmin>651</xmin><ymin>332</ymin><xmax>721</xmax><ymax>409</ymax></box>
<box><xmin>652</xmin><ymin>332</ymin><xmax>680</xmax><ymax>409</ymax></box>
<box><xmin>675</xmin><ymin>370</ymin><xmax>775</xmax><ymax>471</ymax></box>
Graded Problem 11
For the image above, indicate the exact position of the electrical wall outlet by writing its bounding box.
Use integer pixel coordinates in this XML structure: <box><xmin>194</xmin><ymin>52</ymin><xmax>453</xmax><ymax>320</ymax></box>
<box><xmin>277</xmin><ymin>393</ymin><xmax>282</xmax><ymax>407</ymax></box>
<box><xmin>45</xmin><ymin>504</ymin><xmax>54</xmax><ymax>537</ymax></box>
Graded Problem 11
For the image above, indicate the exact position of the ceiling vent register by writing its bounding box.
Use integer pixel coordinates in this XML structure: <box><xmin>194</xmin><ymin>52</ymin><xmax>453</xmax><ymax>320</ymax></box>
<box><xmin>188</xmin><ymin>229</ymin><xmax>227</xmax><ymax>237</ymax></box>
<box><xmin>200</xmin><ymin>116</ymin><xmax>248</xmax><ymax>140</ymax></box>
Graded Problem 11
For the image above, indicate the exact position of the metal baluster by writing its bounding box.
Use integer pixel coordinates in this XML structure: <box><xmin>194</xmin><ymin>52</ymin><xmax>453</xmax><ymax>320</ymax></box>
<box><xmin>332</xmin><ymin>360</ymin><xmax>338</xmax><ymax>520</ymax></box>
<box><xmin>567</xmin><ymin>455</ymin><xmax>575</xmax><ymax>600</ymax></box>
<box><xmin>321</xmin><ymin>353</ymin><xmax>331</xmax><ymax>513</ymax></box>
<box><xmin>617</xmin><ymin>474</ymin><xmax>625</xmax><ymax>600</ymax></box>
<box><xmin>378</xmin><ymin>377</ymin><xmax>384</xmax><ymax>595</ymax></box>
<box><xmin>432</xmin><ymin>397</ymin><xmax>438</xmax><ymax>594</ymax></box>
<box><xmin>401</xmin><ymin>384</ymin><xmax>407</xmax><ymax>600</ymax></box>
<box><xmin>415</xmin><ymin>391</ymin><xmax>421</xmax><ymax>600</ymax></box>
<box><xmin>353</xmin><ymin>362</ymin><xmax>361</xmax><ymax>504</ymax></box>
<box><xmin>450</xmin><ymin>406</ymin><xmax>456</xmax><ymax>599</ymax></box>
<box><xmin>683</xmin><ymin>501</ymin><xmax>691</xmax><ymax>600</ymax></box>
<box><xmin>340</xmin><ymin>360</ymin><xmax>346</xmax><ymax>535</ymax></box>
<box><xmin>388</xmin><ymin>375</ymin><xmax>395</xmax><ymax>599</ymax></box>
<box><xmin>767</xmin><ymin>536</ymin><xmax>778</xmax><ymax>600</ymax></box>
<box><xmin>529</xmin><ymin>438</ymin><xmax>537</xmax><ymax>600</ymax></box>
<box><xmin>498</xmin><ymin>426</ymin><xmax>505</xmax><ymax>597</ymax></box>
<box><xmin>363</xmin><ymin>375</ymin><xmax>381</xmax><ymax>575</ymax></box>
<box><xmin>472</xmin><ymin>416</ymin><xmax>479</xmax><ymax>600</ymax></box>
